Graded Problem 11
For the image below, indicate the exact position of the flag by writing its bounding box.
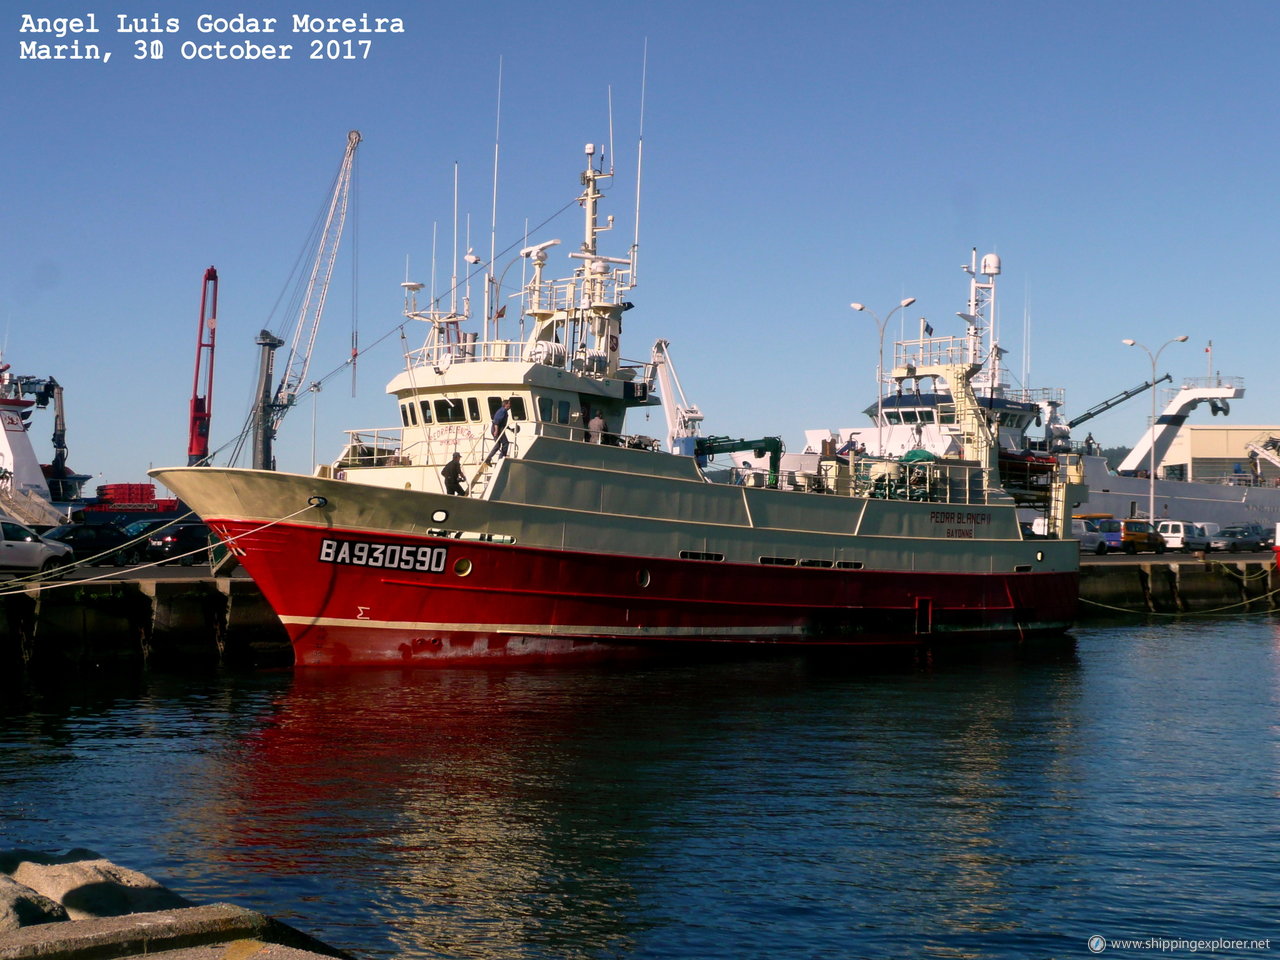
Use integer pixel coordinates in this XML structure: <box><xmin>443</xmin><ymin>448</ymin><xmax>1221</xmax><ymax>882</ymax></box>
<box><xmin>924</xmin><ymin>322</ymin><xmax>934</xmax><ymax>336</ymax></box>
<box><xmin>494</xmin><ymin>305</ymin><xmax>506</xmax><ymax>319</ymax></box>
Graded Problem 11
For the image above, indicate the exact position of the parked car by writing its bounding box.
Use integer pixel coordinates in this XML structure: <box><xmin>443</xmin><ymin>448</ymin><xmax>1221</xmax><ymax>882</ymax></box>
<box><xmin>144</xmin><ymin>522</ymin><xmax>213</xmax><ymax>565</ymax></box>
<box><xmin>0</xmin><ymin>516</ymin><xmax>73</xmax><ymax>575</ymax></box>
<box><xmin>43</xmin><ymin>522</ymin><xmax>137</xmax><ymax>565</ymax></box>
<box><xmin>1210</xmin><ymin>526</ymin><xmax>1266</xmax><ymax>553</ymax></box>
<box><xmin>124</xmin><ymin>518</ymin><xmax>176</xmax><ymax>540</ymax></box>
<box><xmin>122</xmin><ymin>518</ymin><xmax>189</xmax><ymax>562</ymax></box>
<box><xmin>1071</xmin><ymin>518</ymin><xmax>1108</xmax><ymax>555</ymax></box>
<box><xmin>1225</xmin><ymin>521</ymin><xmax>1272</xmax><ymax>547</ymax></box>
<box><xmin>1156</xmin><ymin>520</ymin><xmax>1213</xmax><ymax>554</ymax></box>
<box><xmin>1096</xmin><ymin>518</ymin><xmax>1166</xmax><ymax>554</ymax></box>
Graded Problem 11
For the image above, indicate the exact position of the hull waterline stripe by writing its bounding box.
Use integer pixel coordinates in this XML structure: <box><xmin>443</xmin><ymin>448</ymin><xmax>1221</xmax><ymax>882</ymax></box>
<box><xmin>277</xmin><ymin>615</ymin><xmax>1069</xmax><ymax>639</ymax></box>
<box><xmin>279</xmin><ymin>615</ymin><xmax>811</xmax><ymax>638</ymax></box>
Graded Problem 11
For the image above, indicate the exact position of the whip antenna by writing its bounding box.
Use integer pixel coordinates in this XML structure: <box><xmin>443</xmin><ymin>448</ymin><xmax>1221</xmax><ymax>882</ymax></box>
<box><xmin>632</xmin><ymin>39</ymin><xmax>648</xmax><ymax>282</ymax></box>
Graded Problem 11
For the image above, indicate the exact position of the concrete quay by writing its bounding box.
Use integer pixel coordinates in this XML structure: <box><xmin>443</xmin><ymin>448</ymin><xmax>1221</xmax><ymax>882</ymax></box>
<box><xmin>0</xmin><ymin>575</ymin><xmax>292</xmax><ymax>673</ymax></box>
<box><xmin>0</xmin><ymin>850</ymin><xmax>350</xmax><ymax>960</ymax></box>
<box><xmin>1</xmin><ymin>558</ymin><xmax>1275</xmax><ymax>673</ymax></box>
<box><xmin>1078</xmin><ymin>556</ymin><xmax>1277</xmax><ymax>616</ymax></box>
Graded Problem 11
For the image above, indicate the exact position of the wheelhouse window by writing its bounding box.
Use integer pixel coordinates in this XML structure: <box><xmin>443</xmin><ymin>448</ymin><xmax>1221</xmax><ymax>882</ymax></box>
<box><xmin>400</xmin><ymin>404</ymin><xmax>411</xmax><ymax>427</ymax></box>
<box><xmin>418</xmin><ymin>401</ymin><xmax>433</xmax><ymax>424</ymax></box>
<box><xmin>489</xmin><ymin>396</ymin><xmax>528</xmax><ymax>420</ymax></box>
<box><xmin>435</xmin><ymin>399</ymin><xmax>467</xmax><ymax>423</ymax></box>
<box><xmin>538</xmin><ymin>396</ymin><xmax>553</xmax><ymax>421</ymax></box>
<box><xmin>467</xmin><ymin>397</ymin><xmax>481</xmax><ymax>421</ymax></box>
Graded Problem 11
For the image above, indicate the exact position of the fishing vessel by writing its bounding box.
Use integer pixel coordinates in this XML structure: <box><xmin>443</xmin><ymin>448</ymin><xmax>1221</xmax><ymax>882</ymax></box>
<box><xmin>801</xmin><ymin>252</ymin><xmax>1280</xmax><ymax>531</ymax></box>
<box><xmin>151</xmin><ymin>146</ymin><xmax>1084</xmax><ymax>667</ymax></box>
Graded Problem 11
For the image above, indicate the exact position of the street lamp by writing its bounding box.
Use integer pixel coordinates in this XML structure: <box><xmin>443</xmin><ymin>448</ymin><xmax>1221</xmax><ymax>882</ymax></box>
<box><xmin>1122</xmin><ymin>335</ymin><xmax>1188</xmax><ymax>521</ymax></box>
<box><xmin>851</xmin><ymin>297</ymin><xmax>916</xmax><ymax>456</ymax></box>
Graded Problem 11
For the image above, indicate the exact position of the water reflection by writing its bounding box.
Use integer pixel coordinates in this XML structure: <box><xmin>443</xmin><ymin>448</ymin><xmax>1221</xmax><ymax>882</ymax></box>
<box><xmin>171</xmin><ymin>644</ymin><xmax>1084</xmax><ymax>958</ymax></box>
<box><xmin>8</xmin><ymin>630</ymin><xmax>1277</xmax><ymax>959</ymax></box>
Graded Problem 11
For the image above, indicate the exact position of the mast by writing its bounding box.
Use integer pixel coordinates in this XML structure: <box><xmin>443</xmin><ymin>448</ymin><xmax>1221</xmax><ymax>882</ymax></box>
<box><xmin>959</xmin><ymin>249</ymin><xmax>1002</xmax><ymax>397</ymax></box>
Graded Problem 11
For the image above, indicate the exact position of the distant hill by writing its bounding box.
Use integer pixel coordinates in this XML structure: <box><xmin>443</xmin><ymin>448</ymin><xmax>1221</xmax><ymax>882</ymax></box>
<box><xmin>1100</xmin><ymin>446</ymin><xmax>1131</xmax><ymax>471</ymax></box>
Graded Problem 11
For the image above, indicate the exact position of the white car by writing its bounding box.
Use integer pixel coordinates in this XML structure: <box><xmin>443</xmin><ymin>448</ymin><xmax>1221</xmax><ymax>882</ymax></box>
<box><xmin>0</xmin><ymin>517</ymin><xmax>73</xmax><ymax>575</ymax></box>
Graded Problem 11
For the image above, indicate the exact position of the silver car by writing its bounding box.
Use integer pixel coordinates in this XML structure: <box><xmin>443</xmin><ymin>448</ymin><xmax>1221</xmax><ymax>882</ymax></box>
<box><xmin>0</xmin><ymin>517</ymin><xmax>73</xmax><ymax>575</ymax></box>
<box><xmin>1072</xmin><ymin>518</ymin><xmax>1108</xmax><ymax>555</ymax></box>
<box><xmin>1210</xmin><ymin>527</ymin><xmax>1266</xmax><ymax>553</ymax></box>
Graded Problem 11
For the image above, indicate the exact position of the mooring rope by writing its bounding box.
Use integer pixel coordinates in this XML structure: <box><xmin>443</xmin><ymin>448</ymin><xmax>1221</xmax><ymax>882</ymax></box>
<box><xmin>1203</xmin><ymin>559</ymin><xmax>1273</xmax><ymax>581</ymax></box>
<box><xmin>1079</xmin><ymin>573</ymin><xmax>1280</xmax><ymax>618</ymax></box>
<box><xmin>0</xmin><ymin>511</ymin><xmax>195</xmax><ymax>592</ymax></box>
<box><xmin>0</xmin><ymin>499</ymin><xmax>325</xmax><ymax>598</ymax></box>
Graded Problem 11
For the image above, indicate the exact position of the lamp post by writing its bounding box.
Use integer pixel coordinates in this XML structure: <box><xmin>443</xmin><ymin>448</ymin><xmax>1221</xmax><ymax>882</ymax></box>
<box><xmin>1122</xmin><ymin>335</ymin><xmax>1188</xmax><ymax>520</ymax></box>
<box><xmin>851</xmin><ymin>297</ymin><xmax>916</xmax><ymax>456</ymax></box>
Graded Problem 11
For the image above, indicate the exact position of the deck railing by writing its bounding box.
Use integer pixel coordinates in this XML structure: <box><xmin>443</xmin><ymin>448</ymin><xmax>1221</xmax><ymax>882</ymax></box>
<box><xmin>335</xmin><ymin>420</ymin><xmax>1074</xmax><ymax>511</ymax></box>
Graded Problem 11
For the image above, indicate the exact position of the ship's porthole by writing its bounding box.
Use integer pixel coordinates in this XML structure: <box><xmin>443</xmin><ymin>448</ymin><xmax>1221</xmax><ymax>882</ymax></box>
<box><xmin>637</xmin><ymin>568</ymin><xmax>651</xmax><ymax>588</ymax></box>
<box><xmin>432</xmin><ymin>509</ymin><xmax>449</xmax><ymax>523</ymax></box>
<box><xmin>454</xmin><ymin>558</ymin><xmax>473</xmax><ymax>577</ymax></box>
<box><xmin>1035</xmin><ymin>551</ymin><xmax>1045</xmax><ymax>562</ymax></box>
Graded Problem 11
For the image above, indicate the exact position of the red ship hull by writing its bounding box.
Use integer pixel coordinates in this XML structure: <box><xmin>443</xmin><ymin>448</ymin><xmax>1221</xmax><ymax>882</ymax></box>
<box><xmin>211</xmin><ymin>517</ymin><xmax>1078</xmax><ymax>667</ymax></box>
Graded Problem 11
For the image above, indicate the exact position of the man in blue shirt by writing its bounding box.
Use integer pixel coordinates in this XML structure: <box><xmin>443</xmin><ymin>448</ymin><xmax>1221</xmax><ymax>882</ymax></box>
<box><xmin>486</xmin><ymin>399</ymin><xmax>512</xmax><ymax>463</ymax></box>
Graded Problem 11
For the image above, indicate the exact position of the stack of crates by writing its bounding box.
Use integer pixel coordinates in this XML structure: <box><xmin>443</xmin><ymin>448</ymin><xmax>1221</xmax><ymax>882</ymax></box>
<box><xmin>96</xmin><ymin>483</ymin><xmax>155</xmax><ymax>504</ymax></box>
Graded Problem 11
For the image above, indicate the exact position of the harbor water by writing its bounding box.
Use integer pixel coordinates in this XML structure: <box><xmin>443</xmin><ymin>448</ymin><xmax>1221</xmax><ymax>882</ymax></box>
<box><xmin>3</xmin><ymin>619</ymin><xmax>1278</xmax><ymax>959</ymax></box>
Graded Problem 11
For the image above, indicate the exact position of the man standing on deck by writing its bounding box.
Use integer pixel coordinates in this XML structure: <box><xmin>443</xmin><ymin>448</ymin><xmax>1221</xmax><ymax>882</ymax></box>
<box><xmin>589</xmin><ymin>410</ymin><xmax>606</xmax><ymax>444</ymax></box>
<box><xmin>486</xmin><ymin>399</ymin><xmax>512</xmax><ymax>463</ymax></box>
<box><xmin>442</xmin><ymin>452</ymin><xmax>466</xmax><ymax>495</ymax></box>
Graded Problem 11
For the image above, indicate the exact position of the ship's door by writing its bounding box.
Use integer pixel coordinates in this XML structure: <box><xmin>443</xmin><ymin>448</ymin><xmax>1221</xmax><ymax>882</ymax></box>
<box><xmin>914</xmin><ymin>598</ymin><xmax>933</xmax><ymax>635</ymax></box>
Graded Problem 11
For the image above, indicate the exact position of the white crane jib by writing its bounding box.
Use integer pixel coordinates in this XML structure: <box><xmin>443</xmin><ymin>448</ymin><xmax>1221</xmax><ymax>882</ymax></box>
<box><xmin>1117</xmin><ymin>380</ymin><xmax>1245</xmax><ymax>475</ymax></box>
<box><xmin>251</xmin><ymin>130</ymin><xmax>360</xmax><ymax>471</ymax></box>
<box><xmin>650</xmin><ymin>339</ymin><xmax>703</xmax><ymax>454</ymax></box>
<box><xmin>272</xmin><ymin>129</ymin><xmax>362</xmax><ymax>424</ymax></box>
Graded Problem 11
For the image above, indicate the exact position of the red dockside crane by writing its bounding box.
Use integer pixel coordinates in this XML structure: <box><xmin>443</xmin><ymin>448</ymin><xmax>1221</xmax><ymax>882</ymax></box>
<box><xmin>187</xmin><ymin>266</ymin><xmax>218</xmax><ymax>466</ymax></box>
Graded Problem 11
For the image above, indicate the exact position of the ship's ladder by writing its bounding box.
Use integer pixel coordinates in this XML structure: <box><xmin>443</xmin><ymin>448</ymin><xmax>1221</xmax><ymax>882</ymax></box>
<box><xmin>465</xmin><ymin>459</ymin><xmax>497</xmax><ymax>497</ymax></box>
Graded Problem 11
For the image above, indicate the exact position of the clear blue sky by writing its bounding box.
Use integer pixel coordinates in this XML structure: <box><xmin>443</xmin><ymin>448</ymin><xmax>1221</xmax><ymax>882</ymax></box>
<box><xmin>6</xmin><ymin>0</ymin><xmax>1280</xmax><ymax>489</ymax></box>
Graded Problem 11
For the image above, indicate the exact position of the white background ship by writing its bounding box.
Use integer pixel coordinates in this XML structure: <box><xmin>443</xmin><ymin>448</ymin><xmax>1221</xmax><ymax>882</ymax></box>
<box><xmin>799</xmin><ymin>252</ymin><xmax>1280</xmax><ymax>531</ymax></box>
<box><xmin>0</xmin><ymin>366</ymin><xmax>88</xmax><ymax>526</ymax></box>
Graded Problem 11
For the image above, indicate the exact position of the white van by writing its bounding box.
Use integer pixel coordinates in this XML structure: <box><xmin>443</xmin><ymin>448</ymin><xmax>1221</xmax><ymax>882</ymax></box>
<box><xmin>1157</xmin><ymin>520</ymin><xmax>1210</xmax><ymax>553</ymax></box>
